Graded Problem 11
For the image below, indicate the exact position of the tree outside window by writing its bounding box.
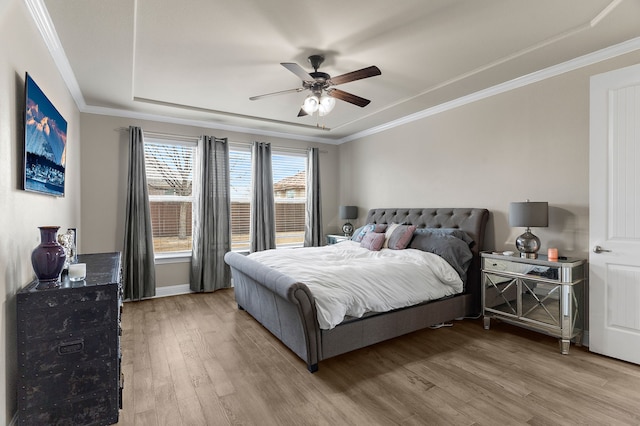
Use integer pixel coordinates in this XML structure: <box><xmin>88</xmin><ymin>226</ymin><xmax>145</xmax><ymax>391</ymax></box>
<box><xmin>142</xmin><ymin>142</ymin><xmax>307</xmax><ymax>254</ymax></box>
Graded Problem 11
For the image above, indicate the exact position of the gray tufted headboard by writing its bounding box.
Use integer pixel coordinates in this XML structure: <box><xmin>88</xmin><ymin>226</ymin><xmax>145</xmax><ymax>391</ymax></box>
<box><xmin>365</xmin><ymin>208</ymin><xmax>489</xmax><ymax>255</ymax></box>
<box><xmin>365</xmin><ymin>208</ymin><xmax>490</xmax><ymax>312</ymax></box>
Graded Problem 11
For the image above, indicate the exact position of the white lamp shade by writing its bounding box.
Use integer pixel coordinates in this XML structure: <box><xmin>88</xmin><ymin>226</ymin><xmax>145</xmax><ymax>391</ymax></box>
<box><xmin>318</xmin><ymin>95</ymin><xmax>336</xmax><ymax>116</ymax></box>
<box><xmin>302</xmin><ymin>95</ymin><xmax>319</xmax><ymax>114</ymax></box>
<box><xmin>509</xmin><ymin>201</ymin><xmax>548</xmax><ymax>227</ymax></box>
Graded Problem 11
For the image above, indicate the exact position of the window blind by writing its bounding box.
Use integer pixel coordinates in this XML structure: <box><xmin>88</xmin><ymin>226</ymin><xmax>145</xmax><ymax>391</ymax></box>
<box><xmin>229</xmin><ymin>148</ymin><xmax>307</xmax><ymax>250</ymax></box>
<box><xmin>229</xmin><ymin>149</ymin><xmax>252</xmax><ymax>250</ymax></box>
<box><xmin>272</xmin><ymin>152</ymin><xmax>306</xmax><ymax>248</ymax></box>
<box><xmin>144</xmin><ymin>141</ymin><xmax>196</xmax><ymax>253</ymax></box>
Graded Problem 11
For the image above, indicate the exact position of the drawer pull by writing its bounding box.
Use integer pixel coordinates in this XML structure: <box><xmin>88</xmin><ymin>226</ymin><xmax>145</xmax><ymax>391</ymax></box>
<box><xmin>58</xmin><ymin>338</ymin><xmax>84</xmax><ymax>355</ymax></box>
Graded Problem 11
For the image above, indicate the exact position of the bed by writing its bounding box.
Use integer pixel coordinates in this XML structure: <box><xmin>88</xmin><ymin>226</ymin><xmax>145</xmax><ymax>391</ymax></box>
<box><xmin>224</xmin><ymin>208</ymin><xmax>489</xmax><ymax>372</ymax></box>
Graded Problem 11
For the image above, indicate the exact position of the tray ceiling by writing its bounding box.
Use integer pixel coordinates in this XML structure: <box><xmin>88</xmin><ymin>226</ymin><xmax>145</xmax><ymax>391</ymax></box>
<box><xmin>38</xmin><ymin>0</ymin><xmax>640</xmax><ymax>142</ymax></box>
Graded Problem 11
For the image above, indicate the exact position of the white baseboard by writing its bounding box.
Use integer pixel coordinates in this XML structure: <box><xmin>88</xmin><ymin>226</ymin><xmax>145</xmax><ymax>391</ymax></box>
<box><xmin>123</xmin><ymin>281</ymin><xmax>236</xmax><ymax>302</ymax></box>
<box><xmin>154</xmin><ymin>284</ymin><xmax>192</xmax><ymax>298</ymax></box>
<box><xmin>154</xmin><ymin>279</ymin><xmax>235</xmax><ymax>298</ymax></box>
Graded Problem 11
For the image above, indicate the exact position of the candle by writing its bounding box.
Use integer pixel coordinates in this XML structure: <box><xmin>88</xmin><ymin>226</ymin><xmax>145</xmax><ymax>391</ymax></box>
<box><xmin>68</xmin><ymin>263</ymin><xmax>86</xmax><ymax>281</ymax></box>
<box><xmin>547</xmin><ymin>248</ymin><xmax>558</xmax><ymax>261</ymax></box>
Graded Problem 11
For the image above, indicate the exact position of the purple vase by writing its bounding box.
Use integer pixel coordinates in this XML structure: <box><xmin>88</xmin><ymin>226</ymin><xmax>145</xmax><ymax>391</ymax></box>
<box><xmin>31</xmin><ymin>226</ymin><xmax>66</xmax><ymax>287</ymax></box>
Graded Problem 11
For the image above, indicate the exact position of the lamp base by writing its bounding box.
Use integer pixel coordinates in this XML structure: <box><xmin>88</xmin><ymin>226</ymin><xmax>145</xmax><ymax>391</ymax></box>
<box><xmin>342</xmin><ymin>222</ymin><xmax>354</xmax><ymax>237</ymax></box>
<box><xmin>515</xmin><ymin>228</ymin><xmax>541</xmax><ymax>259</ymax></box>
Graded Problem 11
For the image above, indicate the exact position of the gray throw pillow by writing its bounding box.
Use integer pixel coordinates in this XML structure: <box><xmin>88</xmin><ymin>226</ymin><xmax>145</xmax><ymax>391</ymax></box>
<box><xmin>409</xmin><ymin>233</ymin><xmax>473</xmax><ymax>281</ymax></box>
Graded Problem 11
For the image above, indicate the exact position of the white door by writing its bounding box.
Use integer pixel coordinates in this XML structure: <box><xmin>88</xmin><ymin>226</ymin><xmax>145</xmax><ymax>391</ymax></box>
<box><xmin>589</xmin><ymin>63</ymin><xmax>640</xmax><ymax>364</ymax></box>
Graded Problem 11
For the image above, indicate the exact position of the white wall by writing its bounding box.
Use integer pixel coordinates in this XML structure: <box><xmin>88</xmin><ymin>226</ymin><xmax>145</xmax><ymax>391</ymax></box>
<box><xmin>79</xmin><ymin>113</ymin><xmax>341</xmax><ymax>289</ymax></box>
<box><xmin>0</xmin><ymin>0</ymin><xmax>81</xmax><ymax>422</ymax></box>
<box><xmin>339</xmin><ymin>52</ymin><xmax>640</xmax><ymax>258</ymax></box>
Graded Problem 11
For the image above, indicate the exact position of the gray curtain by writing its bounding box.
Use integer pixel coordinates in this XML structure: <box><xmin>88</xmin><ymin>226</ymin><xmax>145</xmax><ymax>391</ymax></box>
<box><xmin>190</xmin><ymin>136</ymin><xmax>231</xmax><ymax>292</ymax></box>
<box><xmin>123</xmin><ymin>126</ymin><xmax>156</xmax><ymax>300</ymax></box>
<box><xmin>250</xmin><ymin>141</ymin><xmax>275</xmax><ymax>252</ymax></box>
<box><xmin>304</xmin><ymin>147</ymin><xmax>323</xmax><ymax>247</ymax></box>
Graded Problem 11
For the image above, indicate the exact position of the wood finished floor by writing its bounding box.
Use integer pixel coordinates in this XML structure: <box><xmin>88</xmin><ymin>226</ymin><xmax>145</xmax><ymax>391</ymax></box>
<box><xmin>116</xmin><ymin>289</ymin><xmax>640</xmax><ymax>426</ymax></box>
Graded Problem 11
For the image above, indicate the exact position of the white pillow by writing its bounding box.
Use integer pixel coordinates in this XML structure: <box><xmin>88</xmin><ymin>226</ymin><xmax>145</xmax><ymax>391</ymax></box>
<box><xmin>383</xmin><ymin>223</ymin><xmax>400</xmax><ymax>248</ymax></box>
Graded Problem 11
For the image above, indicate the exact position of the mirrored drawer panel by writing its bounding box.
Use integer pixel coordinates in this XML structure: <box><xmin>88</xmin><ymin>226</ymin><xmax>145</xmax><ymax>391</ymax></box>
<box><xmin>482</xmin><ymin>255</ymin><xmax>585</xmax><ymax>283</ymax></box>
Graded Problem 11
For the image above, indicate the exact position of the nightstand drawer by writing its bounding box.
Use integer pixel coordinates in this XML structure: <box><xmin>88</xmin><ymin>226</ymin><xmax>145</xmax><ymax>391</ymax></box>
<box><xmin>482</xmin><ymin>256</ymin><xmax>584</xmax><ymax>283</ymax></box>
<box><xmin>482</xmin><ymin>258</ymin><xmax>561</xmax><ymax>281</ymax></box>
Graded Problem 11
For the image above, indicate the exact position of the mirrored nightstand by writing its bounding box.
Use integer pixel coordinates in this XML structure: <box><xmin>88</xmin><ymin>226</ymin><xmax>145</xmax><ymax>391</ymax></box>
<box><xmin>481</xmin><ymin>252</ymin><xmax>586</xmax><ymax>354</ymax></box>
<box><xmin>326</xmin><ymin>234</ymin><xmax>350</xmax><ymax>245</ymax></box>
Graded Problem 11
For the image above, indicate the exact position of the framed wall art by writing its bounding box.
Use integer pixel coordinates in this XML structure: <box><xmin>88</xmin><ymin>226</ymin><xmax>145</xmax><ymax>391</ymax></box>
<box><xmin>23</xmin><ymin>73</ymin><xmax>67</xmax><ymax>197</ymax></box>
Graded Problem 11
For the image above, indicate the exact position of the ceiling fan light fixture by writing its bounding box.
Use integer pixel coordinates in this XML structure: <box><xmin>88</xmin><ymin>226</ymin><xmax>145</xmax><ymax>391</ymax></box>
<box><xmin>318</xmin><ymin>94</ymin><xmax>336</xmax><ymax>116</ymax></box>
<box><xmin>251</xmin><ymin>55</ymin><xmax>381</xmax><ymax>118</ymax></box>
<box><xmin>302</xmin><ymin>94</ymin><xmax>320</xmax><ymax>114</ymax></box>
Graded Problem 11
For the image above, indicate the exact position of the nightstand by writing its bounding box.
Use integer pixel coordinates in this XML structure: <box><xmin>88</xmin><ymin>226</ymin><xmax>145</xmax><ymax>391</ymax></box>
<box><xmin>481</xmin><ymin>252</ymin><xmax>586</xmax><ymax>354</ymax></box>
<box><xmin>326</xmin><ymin>234</ymin><xmax>350</xmax><ymax>245</ymax></box>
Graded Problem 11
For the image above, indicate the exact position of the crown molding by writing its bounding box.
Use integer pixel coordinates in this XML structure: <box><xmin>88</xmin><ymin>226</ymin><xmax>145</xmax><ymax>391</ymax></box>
<box><xmin>338</xmin><ymin>36</ymin><xmax>640</xmax><ymax>144</ymax></box>
<box><xmin>24</xmin><ymin>0</ymin><xmax>86</xmax><ymax>109</ymax></box>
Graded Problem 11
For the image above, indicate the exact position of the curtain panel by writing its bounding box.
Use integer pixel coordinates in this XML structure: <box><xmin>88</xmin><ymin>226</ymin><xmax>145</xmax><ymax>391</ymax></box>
<box><xmin>304</xmin><ymin>147</ymin><xmax>323</xmax><ymax>247</ymax></box>
<box><xmin>250</xmin><ymin>142</ymin><xmax>276</xmax><ymax>252</ymax></box>
<box><xmin>190</xmin><ymin>136</ymin><xmax>232</xmax><ymax>292</ymax></box>
<box><xmin>123</xmin><ymin>126</ymin><xmax>156</xmax><ymax>300</ymax></box>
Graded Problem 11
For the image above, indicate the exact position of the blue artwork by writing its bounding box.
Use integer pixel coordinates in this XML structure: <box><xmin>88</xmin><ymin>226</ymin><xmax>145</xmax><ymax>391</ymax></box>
<box><xmin>24</xmin><ymin>73</ymin><xmax>67</xmax><ymax>197</ymax></box>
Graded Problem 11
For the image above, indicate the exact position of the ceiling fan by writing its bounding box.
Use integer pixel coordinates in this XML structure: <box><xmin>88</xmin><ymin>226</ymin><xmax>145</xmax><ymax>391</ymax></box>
<box><xmin>250</xmin><ymin>55</ymin><xmax>381</xmax><ymax>117</ymax></box>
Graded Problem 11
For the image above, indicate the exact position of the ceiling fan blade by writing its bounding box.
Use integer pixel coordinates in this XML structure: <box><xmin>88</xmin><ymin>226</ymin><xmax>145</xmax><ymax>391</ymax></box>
<box><xmin>281</xmin><ymin>62</ymin><xmax>314</xmax><ymax>81</ymax></box>
<box><xmin>297</xmin><ymin>108</ymin><xmax>308</xmax><ymax>117</ymax></box>
<box><xmin>327</xmin><ymin>88</ymin><xmax>371</xmax><ymax>108</ymax></box>
<box><xmin>329</xmin><ymin>66</ymin><xmax>381</xmax><ymax>86</ymax></box>
<box><xmin>249</xmin><ymin>87</ymin><xmax>304</xmax><ymax>101</ymax></box>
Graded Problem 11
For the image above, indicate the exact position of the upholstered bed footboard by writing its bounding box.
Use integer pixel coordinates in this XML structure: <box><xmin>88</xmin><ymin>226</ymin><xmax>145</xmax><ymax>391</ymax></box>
<box><xmin>224</xmin><ymin>251</ymin><xmax>321</xmax><ymax>371</ymax></box>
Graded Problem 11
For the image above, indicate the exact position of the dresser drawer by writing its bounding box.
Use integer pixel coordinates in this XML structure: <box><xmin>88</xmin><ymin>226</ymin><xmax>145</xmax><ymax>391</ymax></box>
<box><xmin>18</xmin><ymin>392</ymin><xmax>118</xmax><ymax>426</ymax></box>
<box><xmin>18</xmin><ymin>358</ymin><xmax>117</xmax><ymax>409</ymax></box>
<box><xmin>20</xmin><ymin>328</ymin><xmax>116</xmax><ymax>376</ymax></box>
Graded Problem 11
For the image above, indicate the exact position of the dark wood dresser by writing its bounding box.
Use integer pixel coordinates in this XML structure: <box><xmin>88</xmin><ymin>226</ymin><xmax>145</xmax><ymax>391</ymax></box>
<box><xmin>17</xmin><ymin>252</ymin><xmax>123</xmax><ymax>425</ymax></box>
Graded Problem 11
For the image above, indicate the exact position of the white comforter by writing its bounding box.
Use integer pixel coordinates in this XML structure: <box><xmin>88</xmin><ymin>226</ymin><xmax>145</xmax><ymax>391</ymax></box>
<box><xmin>247</xmin><ymin>241</ymin><xmax>463</xmax><ymax>330</ymax></box>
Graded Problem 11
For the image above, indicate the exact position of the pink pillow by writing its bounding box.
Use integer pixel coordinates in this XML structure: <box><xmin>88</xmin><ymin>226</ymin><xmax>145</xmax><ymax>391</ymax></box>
<box><xmin>360</xmin><ymin>232</ymin><xmax>385</xmax><ymax>251</ymax></box>
<box><xmin>352</xmin><ymin>223</ymin><xmax>388</xmax><ymax>242</ymax></box>
<box><xmin>387</xmin><ymin>225</ymin><xmax>417</xmax><ymax>250</ymax></box>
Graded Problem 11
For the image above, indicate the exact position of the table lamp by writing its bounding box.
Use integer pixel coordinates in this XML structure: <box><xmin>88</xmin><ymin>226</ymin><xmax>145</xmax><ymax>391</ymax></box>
<box><xmin>509</xmin><ymin>200</ymin><xmax>548</xmax><ymax>259</ymax></box>
<box><xmin>339</xmin><ymin>206</ymin><xmax>358</xmax><ymax>236</ymax></box>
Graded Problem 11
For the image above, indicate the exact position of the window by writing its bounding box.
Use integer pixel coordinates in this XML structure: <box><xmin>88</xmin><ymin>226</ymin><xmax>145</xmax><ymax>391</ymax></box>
<box><xmin>229</xmin><ymin>149</ymin><xmax>251</xmax><ymax>251</ymax></box>
<box><xmin>229</xmin><ymin>148</ymin><xmax>307</xmax><ymax>251</ymax></box>
<box><xmin>143</xmin><ymin>139</ymin><xmax>197</xmax><ymax>256</ymax></box>
<box><xmin>272</xmin><ymin>152</ymin><xmax>307</xmax><ymax>248</ymax></box>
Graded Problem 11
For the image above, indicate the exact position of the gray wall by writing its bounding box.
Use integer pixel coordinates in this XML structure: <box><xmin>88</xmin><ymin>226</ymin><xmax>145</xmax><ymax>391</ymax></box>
<box><xmin>0</xmin><ymin>0</ymin><xmax>82</xmax><ymax>422</ymax></box>
<box><xmin>339</xmin><ymin>51</ymin><xmax>640</xmax><ymax>258</ymax></box>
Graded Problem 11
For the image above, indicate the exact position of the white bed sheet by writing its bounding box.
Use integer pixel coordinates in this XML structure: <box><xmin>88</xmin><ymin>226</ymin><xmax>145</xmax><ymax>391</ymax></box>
<box><xmin>247</xmin><ymin>241</ymin><xmax>463</xmax><ymax>330</ymax></box>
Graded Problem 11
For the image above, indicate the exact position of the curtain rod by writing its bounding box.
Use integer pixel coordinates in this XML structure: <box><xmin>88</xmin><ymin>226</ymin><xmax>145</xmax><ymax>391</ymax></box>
<box><xmin>115</xmin><ymin>127</ymin><xmax>327</xmax><ymax>154</ymax></box>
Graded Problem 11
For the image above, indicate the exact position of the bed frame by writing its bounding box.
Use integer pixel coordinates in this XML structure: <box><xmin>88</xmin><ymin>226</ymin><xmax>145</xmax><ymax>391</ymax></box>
<box><xmin>224</xmin><ymin>208</ymin><xmax>489</xmax><ymax>372</ymax></box>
